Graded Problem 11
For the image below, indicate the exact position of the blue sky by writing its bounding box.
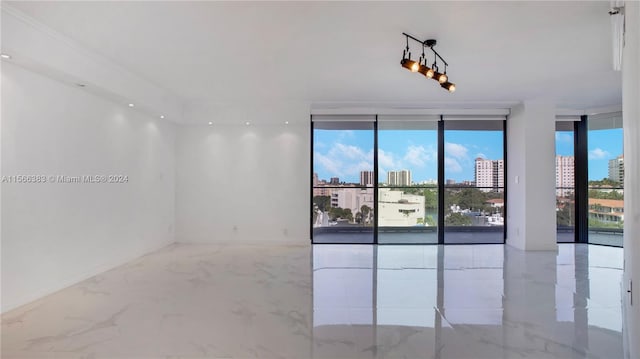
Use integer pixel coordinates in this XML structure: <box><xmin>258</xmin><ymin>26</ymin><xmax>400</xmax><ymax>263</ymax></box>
<box><xmin>314</xmin><ymin>127</ymin><xmax>623</xmax><ymax>184</ymax></box>
<box><xmin>586</xmin><ymin>128</ymin><xmax>623</xmax><ymax>181</ymax></box>
<box><xmin>556</xmin><ymin>128</ymin><xmax>623</xmax><ymax>180</ymax></box>
<box><xmin>314</xmin><ymin>129</ymin><xmax>504</xmax><ymax>183</ymax></box>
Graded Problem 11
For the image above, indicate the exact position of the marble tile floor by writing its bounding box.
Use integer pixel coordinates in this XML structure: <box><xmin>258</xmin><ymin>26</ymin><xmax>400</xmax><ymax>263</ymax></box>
<box><xmin>1</xmin><ymin>243</ymin><xmax>625</xmax><ymax>359</ymax></box>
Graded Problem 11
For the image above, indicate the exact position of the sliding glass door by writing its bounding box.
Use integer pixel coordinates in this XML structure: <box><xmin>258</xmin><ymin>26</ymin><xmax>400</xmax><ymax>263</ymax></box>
<box><xmin>555</xmin><ymin>121</ymin><xmax>576</xmax><ymax>242</ymax></box>
<box><xmin>587</xmin><ymin>113</ymin><xmax>623</xmax><ymax>247</ymax></box>
<box><xmin>377</xmin><ymin>116</ymin><xmax>439</xmax><ymax>244</ymax></box>
<box><xmin>443</xmin><ymin>119</ymin><xmax>505</xmax><ymax>244</ymax></box>
<box><xmin>312</xmin><ymin>115</ymin><xmax>507</xmax><ymax>244</ymax></box>
<box><xmin>312</xmin><ymin>117</ymin><xmax>375</xmax><ymax>244</ymax></box>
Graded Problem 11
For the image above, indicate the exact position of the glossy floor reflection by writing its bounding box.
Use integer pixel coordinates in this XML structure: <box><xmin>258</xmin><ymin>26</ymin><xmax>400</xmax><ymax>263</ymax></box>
<box><xmin>313</xmin><ymin>244</ymin><xmax>624</xmax><ymax>359</ymax></box>
<box><xmin>1</xmin><ymin>243</ymin><xmax>624</xmax><ymax>358</ymax></box>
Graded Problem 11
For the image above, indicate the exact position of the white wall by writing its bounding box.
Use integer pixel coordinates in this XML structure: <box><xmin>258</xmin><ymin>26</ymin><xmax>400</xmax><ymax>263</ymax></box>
<box><xmin>175</xmin><ymin>104</ymin><xmax>309</xmax><ymax>243</ymax></box>
<box><xmin>506</xmin><ymin>101</ymin><xmax>557</xmax><ymax>251</ymax></box>
<box><xmin>622</xmin><ymin>2</ymin><xmax>640</xmax><ymax>357</ymax></box>
<box><xmin>1</xmin><ymin>63</ymin><xmax>176</xmax><ymax>312</ymax></box>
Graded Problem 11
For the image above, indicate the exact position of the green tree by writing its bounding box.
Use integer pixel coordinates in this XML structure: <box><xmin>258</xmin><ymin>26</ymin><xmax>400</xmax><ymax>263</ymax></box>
<box><xmin>329</xmin><ymin>207</ymin><xmax>353</xmax><ymax>222</ymax></box>
<box><xmin>355</xmin><ymin>212</ymin><xmax>363</xmax><ymax>224</ymax></box>
<box><xmin>588</xmin><ymin>190</ymin><xmax>624</xmax><ymax>200</ymax></box>
<box><xmin>313</xmin><ymin>196</ymin><xmax>331</xmax><ymax>212</ymax></box>
<box><xmin>556</xmin><ymin>205</ymin><xmax>574</xmax><ymax>226</ymax></box>
<box><xmin>589</xmin><ymin>178</ymin><xmax>622</xmax><ymax>187</ymax></box>
<box><xmin>360</xmin><ymin>205</ymin><xmax>372</xmax><ymax>225</ymax></box>
<box><xmin>423</xmin><ymin>188</ymin><xmax>438</xmax><ymax>209</ymax></box>
<box><xmin>445</xmin><ymin>188</ymin><xmax>489</xmax><ymax>214</ymax></box>
<box><xmin>445</xmin><ymin>212</ymin><xmax>472</xmax><ymax>226</ymax></box>
<box><xmin>589</xmin><ymin>218</ymin><xmax>623</xmax><ymax>229</ymax></box>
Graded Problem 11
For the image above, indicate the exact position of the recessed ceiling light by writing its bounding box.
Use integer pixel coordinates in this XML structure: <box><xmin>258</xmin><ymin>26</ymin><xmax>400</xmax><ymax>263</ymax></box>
<box><xmin>128</xmin><ymin>103</ymin><xmax>135</xmax><ymax>108</ymax></box>
<box><xmin>245</xmin><ymin>121</ymin><xmax>251</xmax><ymax>126</ymax></box>
<box><xmin>0</xmin><ymin>54</ymin><xmax>11</xmax><ymax>59</ymax></box>
<box><xmin>160</xmin><ymin>115</ymin><xmax>165</xmax><ymax>119</ymax></box>
<box><xmin>208</xmin><ymin>121</ymin><xmax>213</xmax><ymax>125</ymax></box>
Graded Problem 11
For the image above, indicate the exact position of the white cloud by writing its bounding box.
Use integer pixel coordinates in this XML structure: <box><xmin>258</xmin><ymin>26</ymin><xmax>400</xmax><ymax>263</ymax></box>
<box><xmin>589</xmin><ymin>147</ymin><xmax>610</xmax><ymax>160</ymax></box>
<box><xmin>404</xmin><ymin>145</ymin><xmax>436</xmax><ymax>167</ymax></box>
<box><xmin>346</xmin><ymin>161</ymin><xmax>374</xmax><ymax>176</ymax></box>
<box><xmin>445</xmin><ymin>157</ymin><xmax>463</xmax><ymax>173</ymax></box>
<box><xmin>475</xmin><ymin>152</ymin><xmax>487</xmax><ymax>159</ymax></box>
<box><xmin>331</xmin><ymin>143</ymin><xmax>367</xmax><ymax>161</ymax></box>
<box><xmin>378</xmin><ymin>149</ymin><xmax>398</xmax><ymax>169</ymax></box>
<box><xmin>445</xmin><ymin>142</ymin><xmax>468</xmax><ymax>159</ymax></box>
<box><xmin>314</xmin><ymin>152</ymin><xmax>343</xmax><ymax>177</ymax></box>
<box><xmin>315</xmin><ymin>143</ymin><xmax>373</xmax><ymax>179</ymax></box>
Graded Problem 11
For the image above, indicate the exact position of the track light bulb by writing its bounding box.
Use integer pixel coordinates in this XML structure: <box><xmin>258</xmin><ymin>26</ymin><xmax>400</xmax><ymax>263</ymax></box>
<box><xmin>401</xmin><ymin>59</ymin><xmax>420</xmax><ymax>72</ymax></box>
<box><xmin>419</xmin><ymin>65</ymin><xmax>435</xmax><ymax>79</ymax></box>
<box><xmin>434</xmin><ymin>72</ymin><xmax>448</xmax><ymax>83</ymax></box>
<box><xmin>441</xmin><ymin>81</ymin><xmax>456</xmax><ymax>93</ymax></box>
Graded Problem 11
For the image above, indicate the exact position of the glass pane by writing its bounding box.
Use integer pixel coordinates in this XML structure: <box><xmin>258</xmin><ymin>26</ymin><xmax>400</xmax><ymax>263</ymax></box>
<box><xmin>443</xmin><ymin>120</ymin><xmax>505</xmax><ymax>243</ymax></box>
<box><xmin>377</xmin><ymin>120</ymin><xmax>438</xmax><ymax>244</ymax></box>
<box><xmin>378</xmin><ymin>187</ymin><xmax>438</xmax><ymax>244</ymax></box>
<box><xmin>587</xmin><ymin>114</ymin><xmax>623</xmax><ymax>246</ymax></box>
<box><xmin>443</xmin><ymin>188</ymin><xmax>504</xmax><ymax>243</ymax></box>
<box><xmin>587</xmin><ymin>188</ymin><xmax>623</xmax><ymax>246</ymax></box>
<box><xmin>312</xmin><ymin>120</ymin><xmax>374</xmax><ymax>243</ymax></box>
<box><xmin>555</xmin><ymin>124</ymin><xmax>575</xmax><ymax>243</ymax></box>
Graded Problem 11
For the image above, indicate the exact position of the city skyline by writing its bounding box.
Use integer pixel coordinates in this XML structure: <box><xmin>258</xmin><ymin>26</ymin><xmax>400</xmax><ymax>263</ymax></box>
<box><xmin>314</xmin><ymin>127</ymin><xmax>623</xmax><ymax>184</ymax></box>
<box><xmin>556</xmin><ymin>128</ymin><xmax>624</xmax><ymax>181</ymax></box>
<box><xmin>314</xmin><ymin>129</ymin><xmax>504</xmax><ymax>184</ymax></box>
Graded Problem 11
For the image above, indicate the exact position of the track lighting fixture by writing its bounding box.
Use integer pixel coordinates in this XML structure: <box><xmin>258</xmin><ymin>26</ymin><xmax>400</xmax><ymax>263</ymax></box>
<box><xmin>399</xmin><ymin>35</ymin><xmax>420</xmax><ymax>72</ymax></box>
<box><xmin>400</xmin><ymin>33</ymin><xmax>456</xmax><ymax>92</ymax></box>
<box><xmin>441</xmin><ymin>81</ymin><xmax>456</xmax><ymax>93</ymax></box>
<box><xmin>433</xmin><ymin>71</ymin><xmax>448</xmax><ymax>84</ymax></box>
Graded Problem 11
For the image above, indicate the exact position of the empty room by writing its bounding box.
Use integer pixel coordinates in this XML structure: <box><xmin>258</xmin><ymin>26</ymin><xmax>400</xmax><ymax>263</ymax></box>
<box><xmin>1</xmin><ymin>1</ymin><xmax>639</xmax><ymax>358</ymax></box>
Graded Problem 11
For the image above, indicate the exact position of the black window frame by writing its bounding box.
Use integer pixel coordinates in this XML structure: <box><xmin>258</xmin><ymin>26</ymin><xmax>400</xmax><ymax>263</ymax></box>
<box><xmin>311</xmin><ymin>115</ymin><xmax>508</xmax><ymax>245</ymax></box>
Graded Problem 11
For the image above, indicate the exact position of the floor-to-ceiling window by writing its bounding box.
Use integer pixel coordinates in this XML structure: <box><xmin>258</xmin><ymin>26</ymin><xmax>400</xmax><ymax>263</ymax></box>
<box><xmin>587</xmin><ymin>112</ymin><xmax>623</xmax><ymax>247</ymax></box>
<box><xmin>377</xmin><ymin>116</ymin><xmax>439</xmax><ymax>244</ymax></box>
<box><xmin>555</xmin><ymin>121</ymin><xmax>576</xmax><ymax>243</ymax></box>
<box><xmin>311</xmin><ymin>115</ymin><xmax>506</xmax><ymax>244</ymax></box>
<box><xmin>443</xmin><ymin>119</ymin><xmax>505</xmax><ymax>244</ymax></box>
<box><xmin>312</xmin><ymin>116</ymin><xmax>375</xmax><ymax>244</ymax></box>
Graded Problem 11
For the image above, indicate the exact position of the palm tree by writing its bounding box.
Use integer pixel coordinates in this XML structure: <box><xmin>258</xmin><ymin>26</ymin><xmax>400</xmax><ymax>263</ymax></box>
<box><xmin>361</xmin><ymin>205</ymin><xmax>371</xmax><ymax>225</ymax></box>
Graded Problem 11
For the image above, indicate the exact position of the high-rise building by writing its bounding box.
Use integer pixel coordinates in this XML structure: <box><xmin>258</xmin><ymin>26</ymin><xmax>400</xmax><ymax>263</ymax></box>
<box><xmin>555</xmin><ymin>155</ymin><xmax>575</xmax><ymax>197</ymax></box>
<box><xmin>313</xmin><ymin>172</ymin><xmax>319</xmax><ymax>187</ymax></box>
<box><xmin>608</xmin><ymin>155</ymin><xmax>624</xmax><ymax>184</ymax></box>
<box><xmin>474</xmin><ymin>158</ymin><xmax>504</xmax><ymax>192</ymax></box>
<box><xmin>360</xmin><ymin>170</ymin><xmax>374</xmax><ymax>187</ymax></box>
<box><xmin>387</xmin><ymin>170</ymin><xmax>412</xmax><ymax>186</ymax></box>
<box><xmin>556</xmin><ymin>156</ymin><xmax>575</xmax><ymax>196</ymax></box>
<box><xmin>329</xmin><ymin>177</ymin><xmax>340</xmax><ymax>185</ymax></box>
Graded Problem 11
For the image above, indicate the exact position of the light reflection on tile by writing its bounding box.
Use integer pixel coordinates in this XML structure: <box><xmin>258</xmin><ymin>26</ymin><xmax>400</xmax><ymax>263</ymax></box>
<box><xmin>1</xmin><ymin>243</ymin><xmax>625</xmax><ymax>358</ymax></box>
<box><xmin>313</xmin><ymin>243</ymin><xmax>624</xmax><ymax>359</ymax></box>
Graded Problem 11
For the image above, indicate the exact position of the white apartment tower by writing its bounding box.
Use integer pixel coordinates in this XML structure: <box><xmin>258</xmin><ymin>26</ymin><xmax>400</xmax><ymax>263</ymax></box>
<box><xmin>387</xmin><ymin>170</ymin><xmax>412</xmax><ymax>186</ymax></box>
<box><xmin>608</xmin><ymin>155</ymin><xmax>624</xmax><ymax>184</ymax></box>
<box><xmin>474</xmin><ymin>158</ymin><xmax>504</xmax><ymax>192</ymax></box>
<box><xmin>360</xmin><ymin>170</ymin><xmax>375</xmax><ymax>187</ymax></box>
<box><xmin>556</xmin><ymin>155</ymin><xmax>575</xmax><ymax>196</ymax></box>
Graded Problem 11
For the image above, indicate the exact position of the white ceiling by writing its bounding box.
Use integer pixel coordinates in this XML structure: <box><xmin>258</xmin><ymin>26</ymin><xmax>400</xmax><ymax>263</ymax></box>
<box><xmin>5</xmin><ymin>1</ymin><xmax>622</xmax><ymax>111</ymax></box>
